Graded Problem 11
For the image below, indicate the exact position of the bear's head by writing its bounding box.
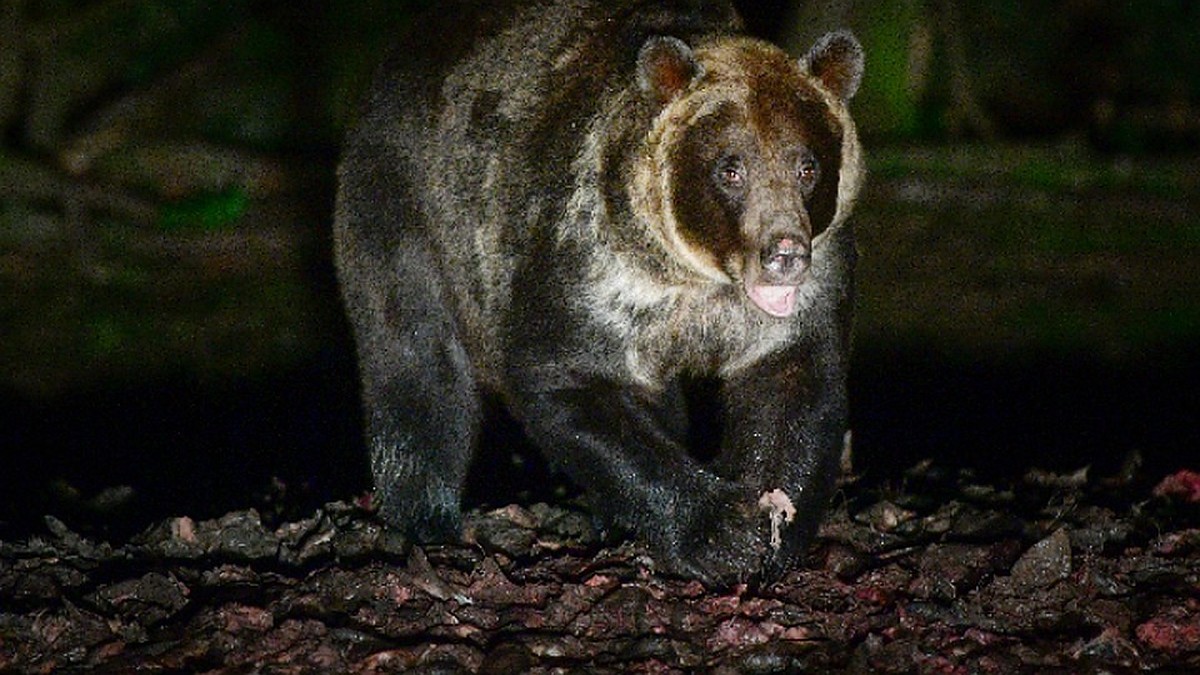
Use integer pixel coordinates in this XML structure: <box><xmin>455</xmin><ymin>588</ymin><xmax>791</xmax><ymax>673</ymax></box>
<box><xmin>631</xmin><ymin>31</ymin><xmax>864</xmax><ymax>318</ymax></box>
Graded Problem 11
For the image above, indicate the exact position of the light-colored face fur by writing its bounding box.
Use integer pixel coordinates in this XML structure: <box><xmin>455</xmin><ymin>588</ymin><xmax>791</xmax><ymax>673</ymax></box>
<box><xmin>585</xmin><ymin>35</ymin><xmax>863</xmax><ymax>387</ymax></box>
<box><xmin>631</xmin><ymin>37</ymin><xmax>863</xmax><ymax>287</ymax></box>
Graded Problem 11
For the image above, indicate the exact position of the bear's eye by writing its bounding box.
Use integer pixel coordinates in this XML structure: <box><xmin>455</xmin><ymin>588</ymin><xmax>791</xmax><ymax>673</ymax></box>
<box><xmin>715</xmin><ymin>156</ymin><xmax>746</xmax><ymax>193</ymax></box>
<box><xmin>798</xmin><ymin>156</ymin><xmax>820</xmax><ymax>191</ymax></box>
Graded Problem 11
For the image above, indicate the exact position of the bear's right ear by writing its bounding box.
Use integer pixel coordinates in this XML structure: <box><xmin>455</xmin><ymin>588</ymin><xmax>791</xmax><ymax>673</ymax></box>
<box><xmin>637</xmin><ymin>36</ymin><xmax>703</xmax><ymax>105</ymax></box>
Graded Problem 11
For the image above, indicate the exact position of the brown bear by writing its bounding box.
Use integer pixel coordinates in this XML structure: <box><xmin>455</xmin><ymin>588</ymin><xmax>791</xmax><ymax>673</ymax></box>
<box><xmin>334</xmin><ymin>0</ymin><xmax>865</xmax><ymax>584</ymax></box>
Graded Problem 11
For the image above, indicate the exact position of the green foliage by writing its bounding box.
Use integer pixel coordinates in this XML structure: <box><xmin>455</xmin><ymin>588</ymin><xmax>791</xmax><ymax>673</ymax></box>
<box><xmin>157</xmin><ymin>188</ymin><xmax>249</xmax><ymax>232</ymax></box>
<box><xmin>854</xmin><ymin>0</ymin><xmax>923</xmax><ymax>139</ymax></box>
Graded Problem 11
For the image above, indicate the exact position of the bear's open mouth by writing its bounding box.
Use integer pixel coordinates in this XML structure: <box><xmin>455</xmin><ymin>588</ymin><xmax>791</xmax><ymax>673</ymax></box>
<box><xmin>744</xmin><ymin>279</ymin><xmax>800</xmax><ymax>317</ymax></box>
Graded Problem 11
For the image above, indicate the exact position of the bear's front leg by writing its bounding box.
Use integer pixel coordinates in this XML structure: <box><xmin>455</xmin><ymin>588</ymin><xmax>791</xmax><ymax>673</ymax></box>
<box><xmin>716</xmin><ymin>340</ymin><xmax>849</xmax><ymax>579</ymax></box>
<box><xmin>509</xmin><ymin>369</ymin><xmax>771</xmax><ymax>585</ymax></box>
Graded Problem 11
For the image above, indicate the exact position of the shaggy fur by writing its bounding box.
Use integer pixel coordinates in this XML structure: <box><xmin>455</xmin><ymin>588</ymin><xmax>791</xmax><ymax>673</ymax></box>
<box><xmin>334</xmin><ymin>0</ymin><xmax>864</xmax><ymax>584</ymax></box>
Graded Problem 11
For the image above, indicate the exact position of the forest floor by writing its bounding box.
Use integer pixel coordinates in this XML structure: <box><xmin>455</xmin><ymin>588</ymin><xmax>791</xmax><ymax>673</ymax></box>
<box><xmin>2</xmin><ymin>461</ymin><xmax>1198</xmax><ymax>673</ymax></box>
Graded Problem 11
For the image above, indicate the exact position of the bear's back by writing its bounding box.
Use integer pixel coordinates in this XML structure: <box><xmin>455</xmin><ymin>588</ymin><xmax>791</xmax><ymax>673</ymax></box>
<box><xmin>339</xmin><ymin>1</ymin><xmax>746</xmax><ymax>386</ymax></box>
<box><xmin>350</xmin><ymin>1</ymin><xmax>743</xmax><ymax>155</ymax></box>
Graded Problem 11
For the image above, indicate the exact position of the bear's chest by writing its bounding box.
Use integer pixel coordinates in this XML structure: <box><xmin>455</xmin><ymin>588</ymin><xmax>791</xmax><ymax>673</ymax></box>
<box><xmin>583</xmin><ymin>252</ymin><xmax>806</xmax><ymax>388</ymax></box>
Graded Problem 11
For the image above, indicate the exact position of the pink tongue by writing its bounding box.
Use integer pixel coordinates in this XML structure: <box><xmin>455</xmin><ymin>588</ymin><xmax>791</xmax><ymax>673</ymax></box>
<box><xmin>746</xmin><ymin>283</ymin><xmax>799</xmax><ymax>317</ymax></box>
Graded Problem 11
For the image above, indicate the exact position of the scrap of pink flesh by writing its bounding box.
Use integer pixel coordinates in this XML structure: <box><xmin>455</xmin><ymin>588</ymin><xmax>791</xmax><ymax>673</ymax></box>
<box><xmin>758</xmin><ymin>489</ymin><xmax>797</xmax><ymax>550</ymax></box>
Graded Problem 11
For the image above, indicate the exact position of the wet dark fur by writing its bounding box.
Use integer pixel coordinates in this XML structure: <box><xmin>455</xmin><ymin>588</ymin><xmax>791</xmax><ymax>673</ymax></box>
<box><xmin>334</xmin><ymin>0</ymin><xmax>863</xmax><ymax>584</ymax></box>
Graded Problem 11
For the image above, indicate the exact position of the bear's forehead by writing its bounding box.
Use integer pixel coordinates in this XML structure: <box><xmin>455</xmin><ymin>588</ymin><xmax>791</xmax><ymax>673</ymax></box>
<box><xmin>693</xmin><ymin>40</ymin><xmax>840</xmax><ymax>147</ymax></box>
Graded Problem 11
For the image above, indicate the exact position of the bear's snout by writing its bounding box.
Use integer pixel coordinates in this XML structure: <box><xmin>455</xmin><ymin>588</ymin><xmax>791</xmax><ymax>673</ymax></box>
<box><xmin>743</xmin><ymin>232</ymin><xmax>810</xmax><ymax>317</ymax></box>
<box><xmin>759</xmin><ymin>234</ymin><xmax>811</xmax><ymax>284</ymax></box>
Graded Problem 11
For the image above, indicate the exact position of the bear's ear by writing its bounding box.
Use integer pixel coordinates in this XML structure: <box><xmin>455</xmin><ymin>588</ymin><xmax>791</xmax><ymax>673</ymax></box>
<box><xmin>803</xmin><ymin>30</ymin><xmax>864</xmax><ymax>101</ymax></box>
<box><xmin>637</xmin><ymin>36</ymin><xmax>703</xmax><ymax>105</ymax></box>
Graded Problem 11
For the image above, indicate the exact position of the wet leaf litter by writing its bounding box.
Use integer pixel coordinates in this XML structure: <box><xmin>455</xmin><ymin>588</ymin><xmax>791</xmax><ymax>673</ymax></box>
<box><xmin>1</xmin><ymin>461</ymin><xmax>1197</xmax><ymax>673</ymax></box>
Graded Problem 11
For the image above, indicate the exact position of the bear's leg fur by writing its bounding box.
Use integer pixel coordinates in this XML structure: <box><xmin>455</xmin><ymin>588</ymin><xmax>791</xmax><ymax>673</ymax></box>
<box><xmin>506</xmin><ymin>368</ymin><xmax>772</xmax><ymax>583</ymax></box>
<box><xmin>337</xmin><ymin>168</ymin><xmax>480</xmax><ymax>542</ymax></box>
<box><xmin>716</xmin><ymin>346</ymin><xmax>846</xmax><ymax>574</ymax></box>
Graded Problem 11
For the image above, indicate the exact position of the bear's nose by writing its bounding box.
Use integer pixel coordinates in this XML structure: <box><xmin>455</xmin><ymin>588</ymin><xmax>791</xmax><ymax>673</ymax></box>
<box><xmin>760</xmin><ymin>235</ymin><xmax>811</xmax><ymax>282</ymax></box>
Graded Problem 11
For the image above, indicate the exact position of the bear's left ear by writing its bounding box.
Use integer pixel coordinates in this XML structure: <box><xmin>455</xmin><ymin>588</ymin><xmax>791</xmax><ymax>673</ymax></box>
<box><xmin>637</xmin><ymin>36</ymin><xmax>703</xmax><ymax>105</ymax></box>
<box><xmin>803</xmin><ymin>30</ymin><xmax>864</xmax><ymax>101</ymax></box>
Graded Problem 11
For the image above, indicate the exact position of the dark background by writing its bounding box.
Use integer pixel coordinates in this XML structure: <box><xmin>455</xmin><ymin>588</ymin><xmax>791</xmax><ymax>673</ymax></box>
<box><xmin>2</xmin><ymin>0</ymin><xmax>1197</xmax><ymax>539</ymax></box>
